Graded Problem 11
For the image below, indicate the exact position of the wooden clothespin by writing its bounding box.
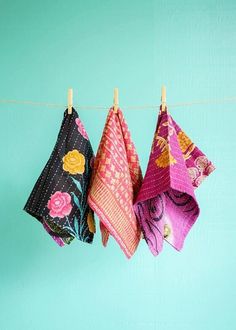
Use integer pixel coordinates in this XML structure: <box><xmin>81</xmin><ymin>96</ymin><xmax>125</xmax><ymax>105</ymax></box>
<box><xmin>113</xmin><ymin>87</ymin><xmax>119</xmax><ymax>113</ymax></box>
<box><xmin>68</xmin><ymin>88</ymin><xmax>73</xmax><ymax>114</ymax></box>
<box><xmin>161</xmin><ymin>85</ymin><xmax>166</xmax><ymax>112</ymax></box>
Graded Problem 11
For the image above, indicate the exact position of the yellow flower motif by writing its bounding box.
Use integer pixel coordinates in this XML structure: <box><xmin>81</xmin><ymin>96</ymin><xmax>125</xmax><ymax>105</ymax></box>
<box><xmin>155</xmin><ymin>149</ymin><xmax>176</xmax><ymax>168</ymax></box>
<box><xmin>62</xmin><ymin>150</ymin><xmax>85</xmax><ymax>175</ymax></box>
<box><xmin>87</xmin><ymin>210</ymin><xmax>96</xmax><ymax>233</ymax></box>
<box><xmin>155</xmin><ymin>136</ymin><xmax>177</xmax><ymax>168</ymax></box>
<box><xmin>177</xmin><ymin>131</ymin><xmax>193</xmax><ymax>153</ymax></box>
<box><xmin>177</xmin><ymin>131</ymin><xmax>195</xmax><ymax>160</ymax></box>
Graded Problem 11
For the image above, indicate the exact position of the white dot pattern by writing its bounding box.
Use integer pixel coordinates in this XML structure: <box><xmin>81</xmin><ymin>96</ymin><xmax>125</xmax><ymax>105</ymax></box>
<box><xmin>24</xmin><ymin>108</ymin><xmax>95</xmax><ymax>246</ymax></box>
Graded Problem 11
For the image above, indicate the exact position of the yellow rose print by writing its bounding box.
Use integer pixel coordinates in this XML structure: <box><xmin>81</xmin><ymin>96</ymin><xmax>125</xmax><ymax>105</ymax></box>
<box><xmin>62</xmin><ymin>149</ymin><xmax>85</xmax><ymax>175</ymax></box>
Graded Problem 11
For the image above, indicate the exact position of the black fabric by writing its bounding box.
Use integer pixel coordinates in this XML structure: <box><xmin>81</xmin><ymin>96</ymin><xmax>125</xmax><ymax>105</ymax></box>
<box><xmin>24</xmin><ymin>108</ymin><xmax>95</xmax><ymax>246</ymax></box>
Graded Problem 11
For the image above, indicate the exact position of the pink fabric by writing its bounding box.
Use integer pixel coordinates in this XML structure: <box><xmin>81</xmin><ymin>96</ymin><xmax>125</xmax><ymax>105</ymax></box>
<box><xmin>134</xmin><ymin>107</ymin><xmax>215</xmax><ymax>256</ymax></box>
<box><xmin>47</xmin><ymin>191</ymin><xmax>72</xmax><ymax>219</ymax></box>
<box><xmin>75</xmin><ymin>118</ymin><xmax>89</xmax><ymax>140</ymax></box>
<box><xmin>88</xmin><ymin>108</ymin><xmax>143</xmax><ymax>258</ymax></box>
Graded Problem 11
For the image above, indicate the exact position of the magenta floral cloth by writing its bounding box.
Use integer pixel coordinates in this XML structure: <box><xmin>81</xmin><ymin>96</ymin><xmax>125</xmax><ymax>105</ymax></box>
<box><xmin>133</xmin><ymin>107</ymin><xmax>215</xmax><ymax>256</ymax></box>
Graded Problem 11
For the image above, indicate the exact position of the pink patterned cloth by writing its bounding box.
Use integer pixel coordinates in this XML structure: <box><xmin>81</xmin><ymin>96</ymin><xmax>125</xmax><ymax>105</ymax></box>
<box><xmin>88</xmin><ymin>108</ymin><xmax>143</xmax><ymax>258</ymax></box>
<box><xmin>134</xmin><ymin>107</ymin><xmax>215</xmax><ymax>256</ymax></box>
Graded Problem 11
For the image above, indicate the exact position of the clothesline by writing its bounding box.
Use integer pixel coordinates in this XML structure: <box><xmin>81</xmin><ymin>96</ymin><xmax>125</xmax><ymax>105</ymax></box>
<box><xmin>0</xmin><ymin>96</ymin><xmax>236</xmax><ymax>109</ymax></box>
<box><xmin>24</xmin><ymin>99</ymin><xmax>216</xmax><ymax>257</ymax></box>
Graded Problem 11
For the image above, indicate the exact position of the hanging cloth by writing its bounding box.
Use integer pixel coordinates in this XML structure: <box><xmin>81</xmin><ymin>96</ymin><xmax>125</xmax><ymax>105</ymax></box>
<box><xmin>24</xmin><ymin>108</ymin><xmax>95</xmax><ymax>246</ymax></box>
<box><xmin>88</xmin><ymin>107</ymin><xmax>143</xmax><ymax>258</ymax></box>
<box><xmin>134</xmin><ymin>107</ymin><xmax>215</xmax><ymax>256</ymax></box>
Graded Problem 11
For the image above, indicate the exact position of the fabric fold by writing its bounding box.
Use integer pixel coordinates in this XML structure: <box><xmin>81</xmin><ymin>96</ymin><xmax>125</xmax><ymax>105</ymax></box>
<box><xmin>134</xmin><ymin>107</ymin><xmax>215</xmax><ymax>256</ymax></box>
<box><xmin>88</xmin><ymin>107</ymin><xmax>143</xmax><ymax>258</ymax></box>
<box><xmin>24</xmin><ymin>108</ymin><xmax>95</xmax><ymax>246</ymax></box>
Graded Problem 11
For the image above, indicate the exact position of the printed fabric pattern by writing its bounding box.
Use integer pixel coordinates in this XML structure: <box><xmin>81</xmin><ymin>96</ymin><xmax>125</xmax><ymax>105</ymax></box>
<box><xmin>88</xmin><ymin>107</ymin><xmax>143</xmax><ymax>258</ymax></box>
<box><xmin>24</xmin><ymin>108</ymin><xmax>95</xmax><ymax>246</ymax></box>
<box><xmin>133</xmin><ymin>107</ymin><xmax>215</xmax><ymax>256</ymax></box>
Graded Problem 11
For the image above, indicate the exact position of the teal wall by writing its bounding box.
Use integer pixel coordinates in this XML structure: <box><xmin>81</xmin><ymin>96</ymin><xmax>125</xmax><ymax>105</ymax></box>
<box><xmin>0</xmin><ymin>1</ymin><xmax>235</xmax><ymax>329</ymax></box>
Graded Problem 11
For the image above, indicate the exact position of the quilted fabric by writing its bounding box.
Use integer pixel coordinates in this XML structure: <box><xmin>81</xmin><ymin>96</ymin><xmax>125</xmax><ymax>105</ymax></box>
<box><xmin>88</xmin><ymin>107</ymin><xmax>143</xmax><ymax>258</ymax></box>
<box><xmin>134</xmin><ymin>107</ymin><xmax>215</xmax><ymax>256</ymax></box>
<box><xmin>24</xmin><ymin>108</ymin><xmax>95</xmax><ymax>246</ymax></box>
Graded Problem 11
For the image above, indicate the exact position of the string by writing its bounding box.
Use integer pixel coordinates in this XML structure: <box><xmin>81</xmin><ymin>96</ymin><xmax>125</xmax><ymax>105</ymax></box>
<box><xmin>0</xmin><ymin>96</ymin><xmax>236</xmax><ymax>109</ymax></box>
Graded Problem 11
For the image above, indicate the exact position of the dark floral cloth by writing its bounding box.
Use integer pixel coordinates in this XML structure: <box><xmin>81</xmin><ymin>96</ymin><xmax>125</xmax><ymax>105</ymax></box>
<box><xmin>24</xmin><ymin>108</ymin><xmax>95</xmax><ymax>246</ymax></box>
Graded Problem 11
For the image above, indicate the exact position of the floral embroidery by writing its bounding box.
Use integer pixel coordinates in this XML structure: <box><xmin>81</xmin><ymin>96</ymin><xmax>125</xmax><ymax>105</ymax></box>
<box><xmin>24</xmin><ymin>108</ymin><xmax>95</xmax><ymax>246</ymax></box>
<box><xmin>188</xmin><ymin>156</ymin><xmax>215</xmax><ymax>188</ymax></box>
<box><xmin>155</xmin><ymin>148</ymin><xmax>176</xmax><ymax>168</ymax></box>
<box><xmin>63</xmin><ymin>149</ymin><xmax>85</xmax><ymax>175</ymax></box>
<box><xmin>188</xmin><ymin>167</ymin><xmax>199</xmax><ymax>182</ymax></box>
<box><xmin>155</xmin><ymin>136</ymin><xmax>177</xmax><ymax>168</ymax></box>
<box><xmin>75</xmin><ymin>118</ymin><xmax>89</xmax><ymax>140</ymax></box>
<box><xmin>195</xmin><ymin>155</ymin><xmax>212</xmax><ymax>172</ymax></box>
<box><xmin>177</xmin><ymin>131</ymin><xmax>195</xmax><ymax>160</ymax></box>
<box><xmin>47</xmin><ymin>191</ymin><xmax>72</xmax><ymax>218</ymax></box>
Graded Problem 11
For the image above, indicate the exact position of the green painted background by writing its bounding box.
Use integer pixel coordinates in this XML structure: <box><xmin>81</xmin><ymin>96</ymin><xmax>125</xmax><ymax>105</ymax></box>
<box><xmin>0</xmin><ymin>1</ymin><xmax>235</xmax><ymax>329</ymax></box>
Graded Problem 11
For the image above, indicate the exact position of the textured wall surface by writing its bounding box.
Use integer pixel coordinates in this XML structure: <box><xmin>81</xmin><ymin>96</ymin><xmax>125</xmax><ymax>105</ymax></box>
<box><xmin>0</xmin><ymin>1</ymin><xmax>235</xmax><ymax>329</ymax></box>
